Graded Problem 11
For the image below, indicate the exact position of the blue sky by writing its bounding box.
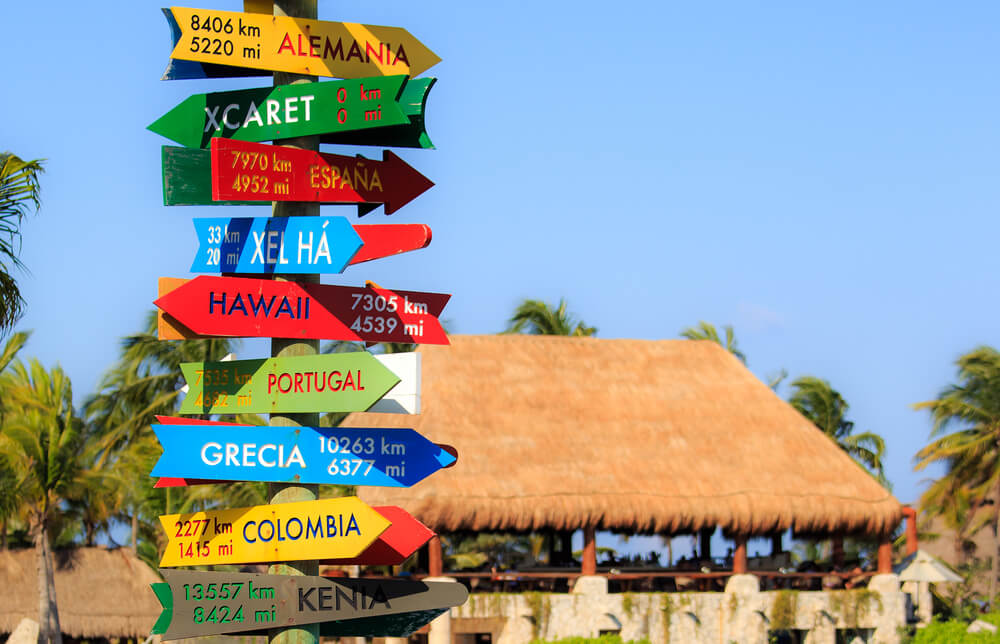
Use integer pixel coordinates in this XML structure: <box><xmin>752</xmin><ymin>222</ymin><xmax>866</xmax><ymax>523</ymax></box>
<box><xmin>3</xmin><ymin>1</ymin><xmax>999</xmax><ymax>530</ymax></box>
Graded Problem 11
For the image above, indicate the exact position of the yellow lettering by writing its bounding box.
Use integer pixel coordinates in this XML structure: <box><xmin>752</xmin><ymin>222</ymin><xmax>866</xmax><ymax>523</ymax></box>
<box><xmin>353</xmin><ymin>167</ymin><xmax>368</xmax><ymax>191</ymax></box>
<box><xmin>310</xmin><ymin>165</ymin><xmax>321</xmax><ymax>188</ymax></box>
<box><xmin>368</xmin><ymin>169</ymin><xmax>382</xmax><ymax>192</ymax></box>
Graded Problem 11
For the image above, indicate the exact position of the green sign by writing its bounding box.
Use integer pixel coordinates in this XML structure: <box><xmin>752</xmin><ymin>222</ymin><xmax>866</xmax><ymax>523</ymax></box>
<box><xmin>161</xmin><ymin>146</ymin><xmax>261</xmax><ymax>207</ymax></box>
<box><xmin>149</xmin><ymin>76</ymin><xmax>434</xmax><ymax>149</ymax></box>
<box><xmin>152</xmin><ymin>569</ymin><xmax>468</xmax><ymax>640</ymax></box>
<box><xmin>179</xmin><ymin>352</ymin><xmax>401</xmax><ymax>415</ymax></box>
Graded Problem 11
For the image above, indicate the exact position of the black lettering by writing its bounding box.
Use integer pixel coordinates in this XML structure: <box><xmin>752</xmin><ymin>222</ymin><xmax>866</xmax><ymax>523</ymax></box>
<box><xmin>298</xmin><ymin>587</ymin><xmax>316</xmax><ymax>611</ymax></box>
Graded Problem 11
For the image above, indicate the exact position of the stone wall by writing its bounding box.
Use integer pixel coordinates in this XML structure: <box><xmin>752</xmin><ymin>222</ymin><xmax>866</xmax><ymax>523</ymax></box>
<box><xmin>441</xmin><ymin>574</ymin><xmax>907</xmax><ymax>644</ymax></box>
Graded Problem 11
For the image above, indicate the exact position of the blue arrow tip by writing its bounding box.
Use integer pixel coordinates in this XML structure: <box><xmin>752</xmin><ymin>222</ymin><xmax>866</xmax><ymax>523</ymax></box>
<box><xmin>436</xmin><ymin>448</ymin><xmax>457</xmax><ymax>468</ymax></box>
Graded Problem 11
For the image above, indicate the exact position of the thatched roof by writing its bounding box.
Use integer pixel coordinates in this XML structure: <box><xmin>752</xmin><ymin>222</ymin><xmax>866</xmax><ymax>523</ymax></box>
<box><xmin>347</xmin><ymin>335</ymin><xmax>901</xmax><ymax>536</ymax></box>
<box><xmin>0</xmin><ymin>547</ymin><xmax>162</xmax><ymax>638</ymax></box>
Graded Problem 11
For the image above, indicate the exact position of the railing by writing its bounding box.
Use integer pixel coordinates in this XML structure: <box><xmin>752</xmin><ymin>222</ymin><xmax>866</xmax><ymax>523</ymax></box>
<box><xmin>399</xmin><ymin>568</ymin><xmax>878</xmax><ymax>593</ymax></box>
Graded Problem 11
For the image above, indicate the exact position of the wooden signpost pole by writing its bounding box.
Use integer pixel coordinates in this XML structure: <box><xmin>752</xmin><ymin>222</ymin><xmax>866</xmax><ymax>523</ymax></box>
<box><xmin>267</xmin><ymin>5</ymin><xmax>319</xmax><ymax>644</ymax></box>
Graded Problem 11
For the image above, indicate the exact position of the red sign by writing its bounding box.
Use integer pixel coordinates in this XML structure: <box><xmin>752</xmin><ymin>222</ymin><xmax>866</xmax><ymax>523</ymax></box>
<box><xmin>324</xmin><ymin>506</ymin><xmax>435</xmax><ymax>566</ymax></box>
<box><xmin>211</xmin><ymin>139</ymin><xmax>433</xmax><ymax>214</ymax></box>
<box><xmin>351</xmin><ymin>224</ymin><xmax>431</xmax><ymax>265</ymax></box>
<box><xmin>155</xmin><ymin>276</ymin><xmax>449</xmax><ymax>344</ymax></box>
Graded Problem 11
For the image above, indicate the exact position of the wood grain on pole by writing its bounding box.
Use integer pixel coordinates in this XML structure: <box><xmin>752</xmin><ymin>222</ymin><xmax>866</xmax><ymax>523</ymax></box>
<box><xmin>268</xmin><ymin>4</ymin><xmax>320</xmax><ymax>644</ymax></box>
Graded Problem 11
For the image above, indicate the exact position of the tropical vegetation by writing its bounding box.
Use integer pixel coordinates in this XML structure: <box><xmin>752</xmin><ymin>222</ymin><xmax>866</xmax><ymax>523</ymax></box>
<box><xmin>0</xmin><ymin>280</ymin><xmax>998</xmax><ymax>637</ymax></box>
<box><xmin>915</xmin><ymin>346</ymin><xmax>1000</xmax><ymax>608</ymax></box>
<box><xmin>0</xmin><ymin>152</ymin><xmax>44</xmax><ymax>334</ymax></box>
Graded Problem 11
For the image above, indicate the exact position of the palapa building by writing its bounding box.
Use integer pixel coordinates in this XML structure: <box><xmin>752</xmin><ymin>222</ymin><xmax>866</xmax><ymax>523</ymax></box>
<box><xmin>345</xmin><ymin>335</ymin><xmax>910</xmax><ymax>644</ymax></box>
<box><xmin>0</xmin><ymin>547</ymin><xmax>162</xmax><ymax>643</ymax></box>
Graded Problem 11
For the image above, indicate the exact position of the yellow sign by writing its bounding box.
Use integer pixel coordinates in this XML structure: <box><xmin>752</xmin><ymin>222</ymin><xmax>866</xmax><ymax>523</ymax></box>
<box><xmin>168</xmin><ymin>7</ymin><xmax>441</xmax><ymax>78</ymax></box>
<box><xmin>159</xmin><ymin>497</ymin><xmax>390</xmax><ymax>567</ymax></box>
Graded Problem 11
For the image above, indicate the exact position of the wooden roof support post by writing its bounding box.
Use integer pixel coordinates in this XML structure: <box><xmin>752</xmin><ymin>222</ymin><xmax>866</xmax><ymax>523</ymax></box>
<box><xmin>877</xmin><ymin>537</ymin><xmax>893</xmax><ymax>574</ymax></box>
<box><xmin>428</xmin><ymin>535</ymin><xmax>443</xmax><ymax>577</ymax></box>
<box><xmin>771</xmin><ymin>532</ymin><xmax>783</xmax><ymax>555</ymax></box>
<box><xmin>733</xmin><ymin>535</ymin><xmax>748</xmax><ymax>575</ymax></box>
<box><xmin>560</xmin><ymin>531</ymin><xmax>573</xmax><ymax>564</ymax></box>
<box><xmin>699</xmin><ymin>527</ymin><xmax>713</xmax><ymax>561</ymax></box>
<box><xmin>582</xmin><ymin>526</ymin><xmax>597</xmax><ymax>576</ymax></box>
<box><xmin>903</xmin><ymin>506</ymin><xmax>918</xmax><ymax>556</ymax></box>
<box><xmin>832</xmin><ymin>535</ymin><xmax>844</xmax><ymax>568</ymax></box>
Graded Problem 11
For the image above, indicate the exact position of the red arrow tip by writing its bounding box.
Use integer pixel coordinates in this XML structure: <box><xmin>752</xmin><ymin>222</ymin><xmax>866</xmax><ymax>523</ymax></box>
<box><xmin>381</xmin><ymin>150</ymin><xmax>434</xmax><ymax>215</ymax></box>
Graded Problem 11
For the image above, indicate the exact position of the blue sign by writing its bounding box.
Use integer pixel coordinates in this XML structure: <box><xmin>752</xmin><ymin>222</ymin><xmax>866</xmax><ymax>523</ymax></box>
<box><xmin>191</xmin><ymin>217</ymin><xmax>363</xmax><ymax>274</ymax></box>
<box><xmin>150</xmin><ymin>424</ymin><xmax>456</xmax><ymax>488</ymax></box>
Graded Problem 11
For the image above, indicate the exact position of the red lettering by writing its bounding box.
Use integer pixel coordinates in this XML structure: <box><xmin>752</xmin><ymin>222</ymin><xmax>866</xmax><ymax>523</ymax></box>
<box><xmin>277</xmin><ymin>33</ymin><xmax>294</xmax><ymax>54</ymax></box>
<box><xmin>328</xmin><ymin>370</ymin><xmax>343</xmax><ymax>392</ymax></box>
<box><xmin>309</xmin><ymin>35</ymin><xmax>321</xmax><ymax>58</ymax></box>
<box><xmin>344</xmin><ymin>370</ymin><xmax>355</xmax><ymax>391</ymax></box>
<box><xmin>267</xmin><ymin>373</ymin><xmax>277</xmax><ymax>393</ymax></box>
<box><xmin>297</xmin><ymin>34</ymin><xmax>308</xmax><ymax>56</ymax></box>
<box><xmin>294</xmin><ymin>372</ymin><xmax>304</xmax><ymax>393</ymax></box>
<box><xmin>278</xmin><ymin>373</ymin><xmax>292</xmax><ymax>393</ymax></box>
<box><xmin>315</xmin><ymin>372</ymin><xmax>326</xmax><ymax>392</ymax></box>
<box><xmin>365</xmin><ymin>41</ymin><xmax>383</xmax><ymax>64</ymax></box>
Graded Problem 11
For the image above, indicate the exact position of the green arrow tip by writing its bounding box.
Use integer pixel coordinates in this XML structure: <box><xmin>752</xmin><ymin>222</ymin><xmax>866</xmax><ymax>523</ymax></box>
<box><xmin>150</xmin><ymin>583</ymin><xmax>173</xmax><ymax>635</ymax></box>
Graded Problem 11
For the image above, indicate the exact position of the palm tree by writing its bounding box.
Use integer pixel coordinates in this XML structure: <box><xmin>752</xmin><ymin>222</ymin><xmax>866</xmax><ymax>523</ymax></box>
<box><xmin>914</xmin><ymin>346</ymin><xmax>1000</xmax><ymax>607</ymax></box>
<box><xmin>788</xmin><ymin>376</ymin><xmax>886</xmax><ymax>478</ymax></box>
<box><xmin>0</xmin><ymin>330</ymin><xmax>30</xmax><ymax>548</ymax></box>
<box><xmin>504</xmin><ymin>299</ymin><xmax>596</xmax><ymax>337</ymax></box>
<box><xmin>0</xmin><ymin>153</ymin><xmax>44</xmax><ymax>333</ymax></box>
<box><xmin>679</xmin><ymin>321</ymin><xmax>746</xmax><ymax>364</ymax></box>
<box><xmin>84</xmin><ymin>311</ymin><xmax>239</xmax><ymax>557</ymax></box>
<box><xmin>0</xmin><ymin>359</ymin><xmax>83</xmax><ymax>644</ymax></box>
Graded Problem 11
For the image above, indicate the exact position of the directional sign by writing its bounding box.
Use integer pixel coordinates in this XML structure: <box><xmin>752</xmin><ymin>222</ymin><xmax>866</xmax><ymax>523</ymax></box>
<box><xmin>151</xmin><ymin>569</ymin><xmax>468</xmax><ymax>640</ymax></box>
<box><xmin>211</xmin><ymin>139</ymin><xmax>433</xmax><ymax>214</ymax></box>
<box><xmin>351</xmin><ymin>223</ymin><xmax>432</xmax><ymax>266</ymax></box>
<box><xmin>162</xmin><ymin>146</ymin><xmax>265</xmax><ymax>207</ymax></box>
<box><xmin>191</xmin><ymin>218</ymin><xmax>431</xmax><ymax>274</ymax></box>
<box><xmin>324</xmin><ymin>506</ymin><xmax>435</xmax><ymax>566</ymax></box>
<box><xmin>320</xmin><ymin>610</ymin><xmax>451</xmax><ymax>638</ymax></box>
<box><xmin>175</xmin><ymin>352</ymin><xmax>400</xmax><ymax>414</ymax></box>
<box><xmin>155</xmin><ymin>276</ymin><xmax>450</xmax><ymax>345</ymax></box>
<box><xmin>149</xmin><ymin>76</ymin><xmax>434</xmax><ymax>149</ymax></box>
<box><xmin>163</xmin><ymin>7</ymin><xmax>441</xmax><ymax>79</ymax></box>
<box><xmin>192</xmin><ymin>217</ymin><xmax>362</xmax><ymax>274</ymax></box>
<box><xmin>152</xmin><ymin>423</ymin><xmax>455</xmax><ymax>487</ymax></box>
<box><xmin>174</xmin><ymin>352</ymin><xmax>420</xmax><ymax>415</ymax></box>
<box><xmin>158</xmin><ymin>497</ymin><xmax>388</xmax><ymax>567</ymax></box>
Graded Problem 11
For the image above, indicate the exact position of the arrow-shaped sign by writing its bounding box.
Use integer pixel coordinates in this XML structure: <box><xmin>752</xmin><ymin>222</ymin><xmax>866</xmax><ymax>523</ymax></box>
<box><xmin>351</xmin><ymin>223</ymin><xmax>432</xmax><ymax>265</ymax></box>
<box><xmin>162</xmin><ymin>7</ymin><xmax>441</xmax><ymax>80</ymax></box>
<box><xmin>155</xmin><ymin>276</ymin><xmax>450</xmax><ymax>345</ymax></box>
<box><xmin>158</xmin><ymin>497</ymin><xmax>389</xmax><ymax>567</ymax></box>
<box><xmin>151</xmin><ymin>422</ymin><xmax>453</xmax><ymax>487</ymax></box>
<box><xmin>192</xmin><ymin>216</ymin><xmax>362</xmax><ymax>274</ymax></box>
<box><xmin>174</xmin><ymin>352</ymin><xmax>401</xmax><ymax>415</ymax></box>
<box><xmin>149</xmin><ymin>76</ymin><xmax>434</xmax><ymax>149</ymax></box>
<box><xmin>151</xmin><ymin>569</ymin><xmax>467</xmax><ymax>640</ymax></box>
<box><xmin>161</xmin><ymin>146</ymin><xmax>265</xmax><ymax>207</ymax></box>
<box><xmin>319</xmin><ymin>610</ymin><xmax>451</xmax><ymax>638</ymax></box>
<box><xmin>191</xmin><ymin>218</ymin><xmax>431</xmax><ymax>274</ymax></box>
<box><xmin>211</xmin><ymin>139</ymin><xmax>433</xmax><ymax>214</ymax></box>
<box><xmin>323</xmin><ymin>505</ymin><xmax>435</xmax><ymax>566</ymax></box>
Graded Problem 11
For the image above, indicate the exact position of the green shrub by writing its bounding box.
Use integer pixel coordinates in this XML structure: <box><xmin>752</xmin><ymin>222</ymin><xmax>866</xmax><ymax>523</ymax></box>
<box><xmin>908</xmin><ymin>615</ymin><xmax>1000</xmax><ymax>643</ymax></box>
<box><xmin>528</xmin><ymin>636</ymin><xmax>650</xmax><ymax>644</ymax></box>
